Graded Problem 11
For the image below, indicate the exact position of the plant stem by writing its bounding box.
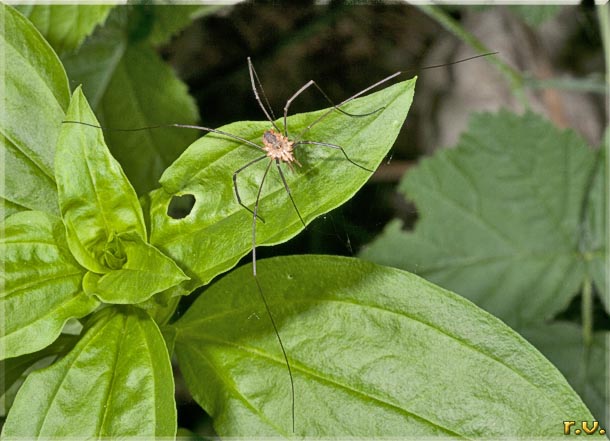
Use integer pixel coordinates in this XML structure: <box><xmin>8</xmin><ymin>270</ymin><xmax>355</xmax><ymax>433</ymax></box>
<box><xmin>581</xmin><ymin>276</ymin><xmax>593</xmax><ymax>347</ymax></box>
<box><xmin>417</xmin><ymin>5</ymin><xmax>528</xmax><ymax>107</ymax></box>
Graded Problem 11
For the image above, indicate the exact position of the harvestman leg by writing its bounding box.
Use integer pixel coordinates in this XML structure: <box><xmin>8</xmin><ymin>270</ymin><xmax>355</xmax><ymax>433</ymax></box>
<box><xmin>295</xmin><ymin>140</ymin><xmax>374</xmax><ymax>173</ymax></box>
<box><xmin>247</xmin><ymin>57</ymin><xmax>280</xmax><ymax>132</ymax></box>
<box><xmin>233</xmin><ymin>155</ymin><xmax>268</xmax><ymax>222</ymax></box>
<box><xmin>275</xmin><ymin>159</ymin><xmax>306</xmax><ymax>227</ymax></box>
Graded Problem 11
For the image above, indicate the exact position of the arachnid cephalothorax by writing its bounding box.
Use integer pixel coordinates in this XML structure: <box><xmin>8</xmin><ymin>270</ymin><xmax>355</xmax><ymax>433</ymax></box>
<box><xmin>262</xmin><ymin>129</ymin><xmax>302</xmax><ymax>169</ymax></box>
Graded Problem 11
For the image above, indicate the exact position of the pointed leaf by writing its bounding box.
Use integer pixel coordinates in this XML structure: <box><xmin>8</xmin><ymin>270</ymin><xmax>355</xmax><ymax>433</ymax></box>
<box><xmin>0</xmin><ymin>3</ymin><xmax>69</xmax><ymax>217</ymax></box>
<box><xmin>362</xmin><ymin>110</ymin><xmax>597</xmax><ymax>328</ymax></box>
<box><xmin>16</xmin><ymin>5</ymin><xmax>114</xmax><ymax>54</ymax></box>
<box><xmin>85</xmin><ymin>233</ymin><xmax>189</xmax><ymax>304</ymax></box>
<box><xmin>0</xmin><ymin>211</ymin><xmax>97</xmax><ymax>359</ymax></box>
<box><xmin>150</xmin><ymin>78</ymin><xmax>416</xmax><ymax>292</ymax></box>
<box><xmin>55</xmin><ymin>87</ymin><xmax>146</xmax><ymax>273</ymax></box>
<box><xmin>2</xmin><ymin>307</ymin><xmax>176</xmax><ymax>438</ymax></box>
<box><xmin>173</xmin><ymin>255</ymin><xmax>593</xmax><ymax>438</ymax></box>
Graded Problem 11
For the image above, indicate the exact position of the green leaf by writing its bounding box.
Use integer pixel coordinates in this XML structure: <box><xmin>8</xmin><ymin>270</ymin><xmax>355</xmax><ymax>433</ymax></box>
<box><xmin>520</xmin><ymin>322</ymin><xmax>609</xmax><ymax>429</ymax></box>
<box><xmin>84</xmin><ymin>232</ymin><xmax>189</xmax><ymax>304</ymax></box>
<box><xmin>585</xmin><ymin>142</ymin><xmax>608</xmax><ymax>314</ymax></box>
<box><xmin>362</xmin><ymin>110</ymin><xmax>597</xmax><ymax>328</ymax></box>
<box><xmin>173</xmin><ymin>255</ymin><xmax>593</xmax><ymax>437</ymax></box>
<box><xmin>0</xmin><ymin>211</ymin><xmax>97</xmax><ymax>359</ymax></box>
<box><xmin>55</xmin><ymin>87</ymin><xmax>146</xmax><ymax>273</ymax></box>
<box><xmin>1</xmin><ymin>334</ymin><xmax>79</xmax><ymax>416</ymax></box>
<box><xmin>62</xmin><ymin>6</ymin><xmax>200</xmax><ymax>195</ymax></box>
<box><xmin>150</xmin><ymin>77</ymin><xmax>416</xmax><ymax>292</ymax></box>
<box><xmin>2</xmin><ymin>306</ymin><xmax>176</xmax><ymax>438</ymax></box>
<box><xmin>15</xmin><ymin>5</ymin><xmax>114</xmax><ymax>54</ymax></box>
<box><xmin>0</xmin><ymin>3</ymin><xmax>70</xmax><ymax>217</ymax></box>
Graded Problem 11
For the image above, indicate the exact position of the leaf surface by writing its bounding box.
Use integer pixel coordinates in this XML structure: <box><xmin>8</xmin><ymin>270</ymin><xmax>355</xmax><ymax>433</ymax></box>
<box><xmin>2</xmin><ymin>307</ymin><xmax>176</xmax><ymax>438</ymax></box>
<box><xmin>362</xmin><ymin>110</ymin><xmax>597</xmax><ymax>328</ymax></box>
<box><xmin>150</xmin><ymin>78</ymin><xmax>416</xmax><ymax>291</ymax></box>
<box><xmin>16</xmin><ymin>5</ymin><xmax>114</xmax><ymax>54</ymax></box>
<box><xmin>173</xmin><ymin>255</ymin><xmax>593</xmax><ymax>438</ymax></box>
<box><xmin>0</xmin><ymin>3</ymin><xmax>69</xmax><ymax>217</ymax></box>
<box><xmin>0</xmin><ymin>211</ymin><xmax>97</xmax><ymax>359</ymax></box>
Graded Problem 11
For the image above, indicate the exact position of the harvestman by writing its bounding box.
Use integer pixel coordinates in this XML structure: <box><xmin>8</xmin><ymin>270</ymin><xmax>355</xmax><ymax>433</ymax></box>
<box><xmin>64</xmin><ymin>52</ymin><xmax>496</xmax><ymax>433</ymax></box>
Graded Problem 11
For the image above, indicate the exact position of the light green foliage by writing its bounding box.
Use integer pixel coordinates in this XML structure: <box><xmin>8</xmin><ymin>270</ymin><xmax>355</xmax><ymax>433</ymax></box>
<box><xmin>15</xmin><ymin>5</ymin><xmax>114</xmax><ymax>54</ymax></box>
<box><xmin>0</xmin><ymin>3</ymin><xmax>70</xmax><ymax>217</ymax></box>
<box><xmin>55</xmin><ymin>88</ymin><xmax>187</xmax><ymax>303</ymax></box>
<box><xmin>150</xmin><ymin>78</ymin><xmax>416</xmax><ymax>291</ymax></box>
<box><xmin>2</xmin><ymin>307</ymin><xmax>176</xmax><ymax>439</ymax></box>
<box><xmin>362</xmin><ymin>110</ymin><xmax>601</xmax><ymax>329</ymax></box>
<box><xmin>173</xmin><ymin>255</ymin><xmax>593</xmax><ymax>438</ymax></box>
<box><xmin>0</xmin><ymin>211</ymin><xmax>97</xmax><ymax>359</ymax></box>
<box><xmin>60</xmin><ymin>6</ymin><xmax>200</xmax><ymax>195</ymax></box>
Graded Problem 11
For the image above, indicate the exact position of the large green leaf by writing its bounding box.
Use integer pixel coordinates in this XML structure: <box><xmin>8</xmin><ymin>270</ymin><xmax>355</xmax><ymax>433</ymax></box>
<box><xmin>362</xmin><ymin>110</ymin><xmax>598</xmax><ymax>328</ymax></box>
<box><xmin>520</xmin><ymin>322</ymin><xmax>609</xmax><ymax>429</ymax></box>
<box><xmin>173</xmin><ymin>255</ymin><xmax>593</xmax><ymax>438</ymax></box>
<box><xmin>145</xmin><ymin>4</ymin><xmax>220</xmax><ymax>46</ymax></box>
<box><xmin>2</xmin><ymin>306</ymin><xmax>176</xmax><ymax>438</ymax></box>
<box><xmin>62</xmin><ymin>6</ymin><xmax>199</xmax><ymax>195</ymax></box>
<box><xmin>0</xmin><ymin>3</ymin><xmax>69</xmax><ymax>218</ymax></box>
<box><xmin>56</xmin><ymin>87</ymin><xmax>146</xmax><ymax>274</ymax></box>
<box><xmin>150</xmin><ymin>78</ymin><xmax>416</xmax><ymax>292</ymax></box>
<box><xmin>0</xmin><ymin>211</ymin><xmax>97</xmax><ymax>359</ymax></box>
<box><xmin>15</xmin><ymin>5</ymin><xmax>114</xmax><ymax>54</ymax></box>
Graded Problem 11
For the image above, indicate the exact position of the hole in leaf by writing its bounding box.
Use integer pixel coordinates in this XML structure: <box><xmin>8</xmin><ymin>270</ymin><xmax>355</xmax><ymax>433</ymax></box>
<box><xmin>167</xmin><ymin>194</ymin><xmax>196</xmax><ymax>219</ymax></box>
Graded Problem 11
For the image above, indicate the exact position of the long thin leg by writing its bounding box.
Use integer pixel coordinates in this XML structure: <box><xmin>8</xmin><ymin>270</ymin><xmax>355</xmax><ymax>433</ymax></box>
<box><xmin>247</xmin><ymin>57</ymin><xmax>281</xmax><ymax>133</ymax></box>
<box><xmin>253</xmin><ymin>276</ymin><xmax>296</xmax><ymax>433</ymax></box>
<box><xmin>294</xmin><ymin>140</ymin><xmax>374</xmax><ymax>172</ymax></box>
<box><xmin>294</xmin><ymin>71</ymin><xmax>402</xmax><ymax>141</ymax></box>
<box><xmin>249</xmin><ymin>160</ymin><xmax>296</xmax><ymax>433</ymax></box>
<box><xmin>252</xmin><ymin>159</ymin><xmax>273</xmax><ymax>277</ymax></box>
<box><xmin>275</xmin><ymin>159</ymin><xmax>306</xmax><ymax>228</ymax></box>
<box><xmin>233</xmin><ymin>155</ymin><xmax>268</xmax><ymax>222</ymax></box>
<box><xmin>63</xmin><ymin>121</ymin><xmax>264</xmax><ymax>152</ymax></box>
<box><xmin>284</xmin><ymin>80</ymin><xmax>384</xmax><ymax>139</ymax></box>
<box><xmin>294</xmin><ymin>52</ymin><xmax>497</xmax><ymax>141</ymax></box>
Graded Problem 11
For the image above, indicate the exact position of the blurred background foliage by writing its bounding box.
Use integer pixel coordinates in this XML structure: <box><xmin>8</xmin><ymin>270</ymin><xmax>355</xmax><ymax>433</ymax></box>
<box><xmin>13</xmin><ymin>1</ymin><xmax>608</xmax><ymax>437</ymax></box>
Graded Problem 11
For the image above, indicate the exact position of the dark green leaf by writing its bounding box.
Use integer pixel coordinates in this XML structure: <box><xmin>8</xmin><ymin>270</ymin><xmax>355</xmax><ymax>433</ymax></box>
<box><xmin>15</xmin><ymin>5</ymin><xmax>114</xmax><ymax>54</ymax></box>
<box><xmin>520</xmin><ymin>322</ymin><xmax>609</xmax><ymax>429</ymax></box>
<box><xmin>150</xmin><ymin>78</ymin><xmax>416</xmax><ymax>292</ymax></box>
<box><xmin>62</xmin><ymin>6</ymin><xmax>200</xmax><ymax>195</ymax></box>
<box><xmin>55</xmin><ymin>87</ymin><xmax>146</xmax><ymax>273</ymax></box>
<box><xmin>362</xmin><ymin>110</ymin><xmax>597</xmax><ymax>328</ymax></box>
<box><xmin>0</xmin><ymin>3</ymin><xmax>70</xmax><ymax>217</ymax></box>
<box><xmin>173</xmin><ymin>255</ymin><xmax>593</xmax><ymax>437</ymax></box>
<box><xmin>0</xmin><ymin>211</ymin><xmax>97</xmax><ymax>359</ymax></box>
<box><xmin>2</xmin><ymin>307</ymin><xmax>176</xmax><ymax>438</ymax></box>
<box><xmin>84</xmin><ymin>232</ymin><xmax>189</xmax><ymax>304</ymax></box>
